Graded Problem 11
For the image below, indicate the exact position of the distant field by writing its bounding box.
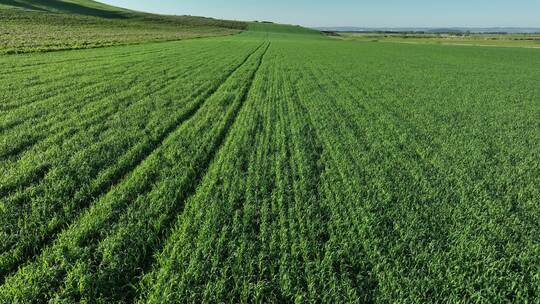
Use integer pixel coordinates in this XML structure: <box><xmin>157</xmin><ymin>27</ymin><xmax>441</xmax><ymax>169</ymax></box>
<box><xmin>2</xmin><ymin>4</ymin><xmax>540</xmax><ymax>303</ymax></box>
<box><xmin>338</xmin><ymin>32</ymin><xmax>540</xmax><ymax>48</ymax></box>
<box><xmin>0</xmin><ymin>0</ymin><xmax>246</xmax><ymax>54</ymax></box>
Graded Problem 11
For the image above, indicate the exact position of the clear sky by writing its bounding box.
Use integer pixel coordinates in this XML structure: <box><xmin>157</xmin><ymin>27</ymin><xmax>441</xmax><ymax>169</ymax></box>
<box><xmin>100</xmin><ymin>0</ymin><xmax>540</xmax><ymax>28</ymax></box>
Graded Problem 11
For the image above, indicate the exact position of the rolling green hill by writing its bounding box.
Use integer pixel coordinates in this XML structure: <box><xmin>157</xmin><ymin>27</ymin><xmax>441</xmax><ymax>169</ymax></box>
<box><xmin>0</xmin><ymin>0</ymin><xmax>247</xmax><ymax>54</ymax></box>
<box><xmin>0</xmin><ymin>0</ymin><xmax>130</xmax><ymax>16</ymax></box>
<box><xmin>249</xmin><ymin>21</ymin><xmax>322</xmax><ymax>35</ymax></box>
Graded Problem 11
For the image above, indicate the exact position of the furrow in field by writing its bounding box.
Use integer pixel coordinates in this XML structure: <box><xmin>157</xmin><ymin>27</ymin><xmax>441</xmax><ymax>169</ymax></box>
<box><xmin>0</xmin><ymin>41</ymin><xmax>257</xmax><ymax>197</ymax></box>
<box><xmin>47</xmin><ymin>41</ymin><xmax>271</xmax><ymax>304</ymax></box>
<box><xmin>140</xmin><ymin>42</ymin><xmax>370</xmax><ymax>303</ymax></box>
<box><xmin>138</xmin><ymin>41</ymin><xmax>277</xmax><ymax>304</ymax></box>
<box><xmin>0</xmin><ymin>41</ymin><xmax>264</xmax><ymax>281</ymax></box>
<box><xmin>0</xmin><ymin>40</ymin><xmax>269</xmax><ymax>303</ymax></box>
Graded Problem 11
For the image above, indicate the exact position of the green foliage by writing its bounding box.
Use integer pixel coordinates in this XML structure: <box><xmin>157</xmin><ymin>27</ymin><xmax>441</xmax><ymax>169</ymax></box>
<box><xmin>1</xmin><ymin>16</ymin><xmax>540</xmax><ymax>304</ymax></box>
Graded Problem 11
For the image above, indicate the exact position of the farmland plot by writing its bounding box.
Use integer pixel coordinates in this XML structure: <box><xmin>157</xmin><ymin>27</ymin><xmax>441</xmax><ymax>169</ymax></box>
<box><xmin>1</xmin><ymin>26</ymin><xmax>540</xmax><ymax>303</ymax></box>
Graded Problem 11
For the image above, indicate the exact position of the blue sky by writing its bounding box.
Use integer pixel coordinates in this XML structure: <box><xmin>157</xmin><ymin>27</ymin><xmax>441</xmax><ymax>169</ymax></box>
<box><xmin>101</xmin><ymin>0</ymin><xmax>540</xmax><ymax>28</ymax></box>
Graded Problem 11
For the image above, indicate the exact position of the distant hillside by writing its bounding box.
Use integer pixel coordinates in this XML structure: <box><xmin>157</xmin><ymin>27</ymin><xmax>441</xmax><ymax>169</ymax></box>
<box><xmin>0</xmin><ymin>0</ymin><xmax>247</xmax><ymax>54</ymax></box>
<box><xmin>250</xmin><ymin>21</ymin><xmax>321</xmax><ymax>35</ymax></box>
<box><xmin>0</xmin><ymin>0</ymin><xmax>130</xmax><ymax>16</ymax></box>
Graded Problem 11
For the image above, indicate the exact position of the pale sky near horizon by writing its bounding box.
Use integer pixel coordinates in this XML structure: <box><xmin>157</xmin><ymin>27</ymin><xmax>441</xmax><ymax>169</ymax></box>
<box><xmin>100</xmin><ymin>0</ymin><xmax>540</xmax><ymax>28</ymax></box>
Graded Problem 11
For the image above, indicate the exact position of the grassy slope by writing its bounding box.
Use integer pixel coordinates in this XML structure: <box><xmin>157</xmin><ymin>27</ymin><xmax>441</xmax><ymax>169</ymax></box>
<box><xmin>0</xmin><ymin>0</ymin><xmax>247</xmax><ymax>54</ymax></box>
<box><xmin>248</xmin><ymin>22</ymin><xmax>322</xmax><ymax>35</ymax></box>
<box><xmin>0</xmin><ymin>0</ymin><xmax>130</xmax><ymax>15</ymax></box>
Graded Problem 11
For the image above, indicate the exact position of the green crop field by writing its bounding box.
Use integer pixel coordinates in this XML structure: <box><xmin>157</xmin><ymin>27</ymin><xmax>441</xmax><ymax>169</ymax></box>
<box><xmin>1</xmin><ymin>1</ymin><xmax>540</xmax><ymax>303</ymax></box>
